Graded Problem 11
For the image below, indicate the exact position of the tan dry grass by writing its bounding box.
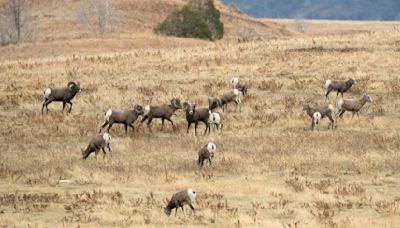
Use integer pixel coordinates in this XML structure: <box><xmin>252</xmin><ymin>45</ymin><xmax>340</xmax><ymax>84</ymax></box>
<box><xmin>0</xmin><ymin>27</ymin><xmax>400</xmax><ymax>226</ymax></box>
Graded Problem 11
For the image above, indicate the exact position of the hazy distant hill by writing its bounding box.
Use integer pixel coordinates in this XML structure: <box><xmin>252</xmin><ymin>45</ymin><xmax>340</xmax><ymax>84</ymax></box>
<box><xmin>223</xmin><ymin>0</ymin><xmax>400</xmax><ymax>20</ymax></box>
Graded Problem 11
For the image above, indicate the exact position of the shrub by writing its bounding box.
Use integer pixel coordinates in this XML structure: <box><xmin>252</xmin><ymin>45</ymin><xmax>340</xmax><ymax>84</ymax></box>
<box><xmin>155</xmin><ymin>0</ymin><xmax>224</xmax><ymax>40</ymax></box>
<box><xmin>155</xmin><ymin>6</ymin><xmax>212</xmax><ymax>40</ymax></box>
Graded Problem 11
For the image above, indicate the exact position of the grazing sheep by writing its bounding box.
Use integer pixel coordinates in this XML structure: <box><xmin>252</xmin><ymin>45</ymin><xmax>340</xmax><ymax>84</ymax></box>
<box><xmin>303</xmin><ymin>103</ymin><xmax>335</xmax><ymax>129</ymax></box>
<box><xmin>165</xmin><ymin>189</ymin><xmax>196</xmax><ymax>217</ymax></box>
<box><xmin>220</xmin><ymin>89</ymin><xmax>241</xmax><ymax>112</ymax></box>
<box><xmin>324</xmin><ymin>78</ymin><xmax>356</xmax><ymax>100</ymax></box>
<box><xmin>42</xmin><ymin>81</ymin><xmax>81</xmax><ymax>114</ymax></box>
<box><xmin>99</xmin><ymin>105</ymin><xmax>144</xmax><ymax>135</ymax></box>
<box><xmin>183</xmin><ymin>102</ymin><xmax>210</xmax><ymax>135</ymax></box>
<box><xmin>312</xmin><ymin>112</ymin><xmax>322</xmax><ymax>130</ymax></box>
<box><xmin>81</xmin><ymin>133</ymin><xmax>112</xmax><ymax>160</ymax></box>
<box><xmin>208</xmin><ymin>111</ymin><xmax>224</xmax><ymax>132</ymax></box>
<box><xmin>140</xmin><ymin>98</ymin><xmax>182</xmax><ymax>133</ymax></box>
<box><xmin>198</xmin><ymin>142</ymin><xmax>216</xmax><ymax>168</ymax></box>
<box><xmin>337</xmin><ymin>94</ymin><xmax>371</xmax><ymax>119</ymax></box>
<box><xmin>230</xmin><ymin>77</ymin><xmax>249</xmax><ymax>96</ymax></box>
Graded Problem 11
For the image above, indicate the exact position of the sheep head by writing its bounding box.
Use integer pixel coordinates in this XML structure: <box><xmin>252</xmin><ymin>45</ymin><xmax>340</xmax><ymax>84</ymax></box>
<box><xmin>348</xmin><ymin>78</ymin><xmax>356</xmax><ymax>85</ymax></box>
<box><xmin>68</xmin><ymin>81</ymin><xmax>81</xmax><ymax>92</ymax></box>
<box><xmin>183</xmin><ymin>102</ymin><xmax>194</xmax><ymax>115</ymax></box>
<box><xmin>171</xmin><ymin>98</ymin><xmax>182</xmax><ymax>109</ymax></box>
<box><xmin>363</xmin><ymin>94</ymin><xmax>371</xmax><ymax>102</ymax></box>
<box><xmin>134</xmin><ymin>105</ymin><xmax>144</xmax><ymax>115</ymax></box>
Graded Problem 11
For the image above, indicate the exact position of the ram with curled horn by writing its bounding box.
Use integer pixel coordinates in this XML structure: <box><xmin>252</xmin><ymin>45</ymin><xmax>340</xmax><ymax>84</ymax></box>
<box><xmin>42</xmin><ymin>81</ymin><xmax>81</xmax><ymax>114</ymax></box>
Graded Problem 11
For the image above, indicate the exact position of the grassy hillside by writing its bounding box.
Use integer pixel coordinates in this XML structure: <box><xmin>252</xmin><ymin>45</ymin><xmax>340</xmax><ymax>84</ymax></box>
<box><xmin>0</xmin><ymin>25</ymin><xmax>400</xmax><ymax>226</ymax></box>
<box><xmin>0</xmin><ymin>0</ymin><xmax>292</xmax><ymax>61</ymax></box>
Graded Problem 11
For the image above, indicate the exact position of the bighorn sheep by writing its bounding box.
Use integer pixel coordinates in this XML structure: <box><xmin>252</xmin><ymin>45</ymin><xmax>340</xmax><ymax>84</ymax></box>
<box><xmin>198</xmin><ymin>142</ymin><xmax>216</xmax><ymax>168</ymax></box>
<box><xmin>99</xmin><ymin>105</ymin><xmax>144</xmax><ymax>135</ymax></box>
<box><xmin>208</xmin><ymin>97</ymin><xmax>224</xmax><ymax>129</ymax></box>
<box><xmin>220</xmin><ymin>89</ymin><xmax>241</xmax><ymax>112</ymax></box>
<box><xmin>183</xmin><ymin>102</ymin><xmax>210</xmax><ymax>135</ymax></box>
<box><xmin>42</xmin><ymin>81</ymin><xmax>81</xmax><ymax>114</ymax></box>
<box><xmin>165</xmin><ymin>189</ymin><xmax>196</xmax><ymax>217</ymax></box>
<box><xmin>337</xmin><ymin>94</ymin><xmax>371</xmax><ymax>119</ymax></box>
<box><xmin>208</xmin><ymin>111</ymin><xmax>223</xmax><ymax>132</ymax></box>
<box><xmin>312</xmin><ymin>112</ymin><xmax>322</xmax><ymax>130</ymax></box>
<box><xmin>324</xmin><ymin>78</ymin><xmax>356</xmax><ymax>100</ymax></box>
<box><xmin>303</xmin><ymin>103</ymin><xmax>335</xmax><ymax>129</ymax></box>
<box><xmin>140</xmin><ymin>98</ymin><xmax>182</xmax><ymax>133</ymax></box>
<box><xmin>81</xmin><ymin>133</ymin><xmax>112</xmax><ymax>160</ymax></box>
<box><xmin>230</xmin><ymin>77</ymin><xmax>248</xmax><ymax>96</ymax></box>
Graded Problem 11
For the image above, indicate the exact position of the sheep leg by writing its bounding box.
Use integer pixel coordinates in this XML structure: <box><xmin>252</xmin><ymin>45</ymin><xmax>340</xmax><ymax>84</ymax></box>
<box><xmin>102</xmin><ymin>148</ymin><xmax>107</xmax><ymax>160</ymax></box>
<box><xmin>67</xmin><ymin>101</ymin><xmax>73</xmax><ymax>113</ymax></box>
<box><xmin>129</xmin><ymin>124</ymin><xmax>135</xmax><ymax>133</ymax></box>
<box><xmin>175</xmin><ymin>207</ymin><xmax>178</xmax><ymax>217</ymax></box>
<box><xmin>42</xmin><ymin>99</ymin><xmax>53</xmax><ymax>114</ymax></box>
<box><xmin>339</xmin><ymin>110</ymin><xmax>346</xmax><ymax>120</ymax></box>
<box><xmin>166</xmin><ymin>118</ymin><xmax>175</xmax><ymax>131</ymax></box>
<box><xmin>107</xmin><ymin>144</ymin><xmax>112</xmax><ymax>159</ymax></box>
<box><xmin>203</xmin><ymin>122</ymin><xmax>209</xmax><ymax>135</ymax></box>
<box><xmin>62</xmin><ymin>101</ymin><xmax>67</xmax><ymax>113</ymax></box>
<box><xmin>95</xmin><ymin>149</ymin><xmax>100</xmax><ymax>160</ymax></box>
<box><xmin>208</xmin><ymin>158</ymin><xmax>212</xmax><ymax>167</ymax></box>
<box><xmin>124</xmin><ymin>124</ymin><xmax>128</xmax><ymax>136</ymax></box>
<box><xmin>187</xmin><ymin>123</ymin><xmax>191</xmax><ymax>133</ymax></box>
<box><xmin>161</xmin><ymin>118</ymin><xmax>165</xmax><ymax>130</ymax></box>
<box><xmin>147</xmin><ymin>118</ymin><xmax>153</xmax><ymax>133</ymax></box>
<box><xmin>181</xmin><ymin>206</ymin><xmax>185</xmax><ymax>217</ymax></box>
<box><xmin>311</xmin><ymin>119</ymin><xmax>315</xmax><ymax>130</ymax></box>
<box><xmin>99</xmin><ymin>121</ymin><xmax>109</xmax><ymax>133</ymax></box>
<box><xmin>107</xmin><ymin>122</ymin><xmax>114</xmax><ymax>133</ymax></box>
<box><xmin>194</xmin><ymin>122</ymin><xmax>198</xmax><ymax>135</ymax></box>
<box><xmin>189</xmin><ymin>204</ymin><xmax>195</xmax><ymax>216</ymax></box>
<box><xmin>327</xmin><ymin>114</ymin><xmax>335</xmax><ymax>129</ymax></box>
<box><xmin>325</xmin><ymin>89</ymin><xmax>332</xmax><ymax>100</ymax></box>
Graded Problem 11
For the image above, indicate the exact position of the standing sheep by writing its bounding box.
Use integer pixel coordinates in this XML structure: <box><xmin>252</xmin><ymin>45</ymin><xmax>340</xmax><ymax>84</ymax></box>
<box><xmin>230</xmin><ymin>77</ymin><xmax>249</xmax><ymax>96</ymax></box>
<box><xmin>164</xmin><ymin>189</ymin><xmax>196</xmax><ymax>217</ymax></box>
<box><xmin>81</xmin><ymin>133</ymin><xmax>112</xmax><ymax>160</ymax></box>
<box><xmin>183</xmin><ymin>102</ymin><xmax>210</xmax><ymax>135</ymax></box>
<box><xmin>197</xmin><ymin>142</ymin><xmax>216</xmax><ymax>168</ymax></box>
<box><xmin>99</xmin><ymin>105</ymin><xmax>144</xmax><ymax>135</ymax></box>
<box><xmin>42</xmin><ymin>81</ymin><xmax>81</xmax><ymax>114</ymax></box>
<box><xmin>208</xmin><ymin>111</ymin><xmax>223</xmax><ymax>132</ymax></box>
<box><xmin>220</xmin><ymin>89</ymin><xmax>241</xmax><ymax>112</ymax></box>
<box><xmin>337</xmin><ymin>94</ymin><xmax>371</xmax><ymax>119</ymax></box>
<box><xmin>303</xmin><ymin>103</ymin><xmax>335</xmax><ymax>129</ymax></box>
<box><xmin>140</xmin><ymin>98</ymin><xmax>182</xmax><ymax>133</ymax></box>
<box><xmin>324</xmin><ymin>78</ymin><xmax>356</xmax><ymax>100</ymax></box>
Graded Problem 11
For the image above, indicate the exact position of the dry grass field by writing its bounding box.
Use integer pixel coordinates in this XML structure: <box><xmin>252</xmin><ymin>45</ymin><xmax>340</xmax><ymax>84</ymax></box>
<box><xmin>1</xmin><ymin>1</ymin><xmax>400</xmax><ymax>226</ymax></box>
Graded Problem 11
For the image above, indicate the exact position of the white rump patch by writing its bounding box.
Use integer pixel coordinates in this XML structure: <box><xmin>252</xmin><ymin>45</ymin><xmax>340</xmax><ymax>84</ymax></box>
<box><xmin>44</xmin><ymin>88</ymin><xmax>51</xmax><ymax>99</ymax></box>
<box><xmin>337</xmin><ymin>98</ymin><xmax>344</xmax><ymax>110</ymax></box>
<box><xmin>313</xmin><ymin>112</ymin><xmax>322</xmax><ymax>125</ymax></box>
<box><xmin>103</xmin><ymin>133</ymin><xmax>111</xmax><ymax>144</ymax></box>
<box><xmin>207</xmin><ymin>142</ymin><xmax>216</xmax><ymax>153</ymax></box>
<box><xmin>143</xmin><ymin>105</ymin><xmax>150</xmax><ymax>116</ymax></box>
<box><xmin>233</xmin><ymin>89</ymin><xmax>240</xmax><ymax>96</ymax></box>
<box><xmin>187</xmin><ymin>189</ymin><xmax>196</xmax><ymax>204</ymax></box>
<box><xmin>105</xmin><ymin>109</ymin><xmax>112</xmax><ymax>122</ymax></box>
<box><xmin>209</xmin><ymin>112</ymin><xmax>221</xmax><ymax>124</ymax></box>
<box><xmin>328</xmin><ymin>104</ymin><xmax>334</xmax><ymax>111</ymax></box>
<box><xmin>230</xmin><ymin>77</ymin><xmax>239</xmax><ymax>88</ymax></box>
<box><xmin>324</xmin><ymin>80</ymin><xmax>332</xmax><ymax>89</ymax></box>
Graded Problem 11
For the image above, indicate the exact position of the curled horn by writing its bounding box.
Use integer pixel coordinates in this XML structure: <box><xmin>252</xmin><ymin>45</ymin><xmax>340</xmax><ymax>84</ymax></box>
<box><xmin>134</xmin><ymin>104</ymin><xmax>143</xmax><ymax>112</ymax></box>
<box><xmin>183</xmin><ymin>101</ymin><xmax>189</xmax><ymax>110</ymax></box>
<box><xmin>173</xmin><ymin>98</ymin><xmax>181</xmax><ymax>108</ymax></box>
<box><xmin>67</xmin><ymin>81</ymin><xmax>77</xmax><ymax>89</ymax></box>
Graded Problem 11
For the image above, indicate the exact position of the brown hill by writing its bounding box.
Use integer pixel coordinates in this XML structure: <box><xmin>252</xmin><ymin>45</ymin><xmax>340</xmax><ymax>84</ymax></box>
<box><xmin>0</xmin><ymin>0</ymin><xmax>292</xmax><ymax>61</ymax></box>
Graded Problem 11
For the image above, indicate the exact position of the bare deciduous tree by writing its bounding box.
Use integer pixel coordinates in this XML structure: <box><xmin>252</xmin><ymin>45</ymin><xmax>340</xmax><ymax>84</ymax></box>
<box><xmin>0</xmin><ymin>0</ymin><xmax>33</xmax><ymax>45</ymax></box>
<box><xmin>76</xmin><ymin>0</ymin><xmax>120</xmax><ymax>34</ymax></box>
